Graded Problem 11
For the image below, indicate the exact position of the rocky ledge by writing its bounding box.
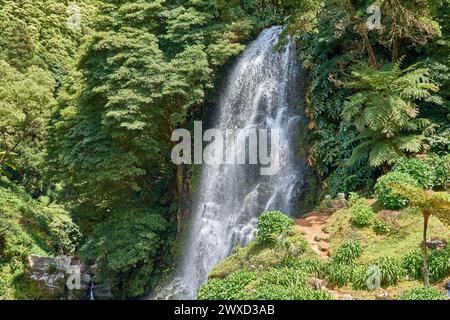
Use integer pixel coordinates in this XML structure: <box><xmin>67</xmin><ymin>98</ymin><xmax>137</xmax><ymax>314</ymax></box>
<box><xmin>27</xmin><ymin>254</ymin><xmax>99</xmax><ymax>300</ymax></box>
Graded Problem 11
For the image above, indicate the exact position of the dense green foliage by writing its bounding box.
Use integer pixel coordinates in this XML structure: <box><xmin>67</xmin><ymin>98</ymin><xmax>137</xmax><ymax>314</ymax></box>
<box><xmin>403</xmin><ymin>248</ymin><xmax>450</xmax><ymax>283</ymax></box>
<box><xmin>0</xmin><ymin>177</ymin><xmax>80</xmax><ymax>299</ymax></box>
<box><xmin>326</xmin><ymin>240</ymin><xmax>362</xmax><ymax>287</ymax></box>
<box><xmin>350</xmin><ymin>203</ymin><xmax>375</xmax><ymax>227</ymax></box>
<box><xmin>0</xmin><ymin>0</ymin><xmax>449</xmax><ymax>300</ymax></box>
<box><xmin>392</xmin><ymin>158</ymin><xmax>436</xmax><ymax>189</ymax></box>
<box><xmin>256</xmin><ymin>210</ymin><xmax>294</xmax><ymax>243</ymax></box>
<box><xmin>375</xmin><ymin>171</ymin><xmax>420</xmax><ymax>209</ymax></box>
<box><xmin>197</xmin><ymin>269</ymin><xmax>256</xmax><ymax>300</ymax></box>
<box><xmin>372</xmin><ymin>218</ymin><xmax>390</xmax><ymax>235</ymax></box>
<box><xmin>291</xmin><ymin>0</ymin><xmax>450</xmax><ymax>195</ymax></box>
<box><xmin>400</xmin><ymin>286</ymin><xmax>446</xmax><ymax>300</ymax></box>
<box><xmin>199</xmin><ymin>214</ymin><xmax>332</xmax><ymax>300</ymax></box>
<box><xmin>80</xmin><ymin>206</ymin><xmax>168</xmax><ymax>297</ymax></box>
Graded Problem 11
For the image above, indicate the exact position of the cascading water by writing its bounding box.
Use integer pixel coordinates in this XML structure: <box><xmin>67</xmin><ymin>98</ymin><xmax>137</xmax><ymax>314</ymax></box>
<box><xmin>155</xmin><ymin>26</ymin><xmax>302</xmax><ymax>299</ymax></box>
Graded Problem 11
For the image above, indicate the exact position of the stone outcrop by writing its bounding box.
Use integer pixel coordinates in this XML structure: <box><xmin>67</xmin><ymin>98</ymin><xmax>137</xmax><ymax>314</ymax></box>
<box><xmin>28</xmin><ymin>254</ymin><xmax>92</xmax><ymax>300</ymax></box>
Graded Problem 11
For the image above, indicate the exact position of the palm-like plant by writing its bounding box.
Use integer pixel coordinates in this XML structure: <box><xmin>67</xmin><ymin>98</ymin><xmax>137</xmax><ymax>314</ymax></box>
<box><xmin>342</xmin><ymin>61</ymin><xmax>439</xmax><ymax>167</ymax></box>
<box><xmin>390</xmin><ymin>183</ymin><xmax>450</xmax><ymax>286</ymax></box>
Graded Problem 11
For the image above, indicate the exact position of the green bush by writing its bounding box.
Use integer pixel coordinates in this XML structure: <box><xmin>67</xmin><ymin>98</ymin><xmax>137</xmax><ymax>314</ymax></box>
<box><xmin>273</xmin><ymin>232</ymin><xmax>308</xmax><ymax>262</ymax></box>
<box><xmin>327</xmin><ymin>240</ymin><xmax>363</xmax><ymax>287</ymax></box>
<box><xmin>281</xmin><ymin>257</ymin><xmax>329</xmax><ymax>278</ymax></box>
<box><xmin>198</xmin><ymin>269</ymin><xmax>256</xmax><ymax>300</ymax></box>
<box><xmin>371</xmin><ymin>257</ymin><xmax>404</xmax><ymax>287</ymax></box>
<box><xmin>425</xmin><ymin>154</ymin><xmax>450</xmax><ymax>190</ymax></box>
<box><xmin>0</xmin><ymin>277</ymin><xmax>8</xmax><ymax>297</ymax></box>
<box><xmin>255</xmin><ymin>267</ymin><xmax>308</xmax><ymax>287</ymax></box>
<box><xmin>400</xmin><ymin>286</ymin><xmax>446</xmax><ymax>300</ymax></box>
<box><xmin>347</xmin><ymin>258</ymin><xmax>404</xmax><ymax>289</ymax></box>
<box><xmin>246</xmin><ymin>267</ymin><xmax>332</xmax><ymax>300</ymax></box>
<box><xmin>351</xmin><ymin>266</ymin><xmax>370</xmax><ymax>290</ymax></box>
<box><xmin>402</xmin><ymin>250</ymin><xmax>423</xmax><ymax>280</ymax></box>
<box><xmin>348</xmin><ymin>192</ymin><xmax>363</xmax><ymax>206</ymax></box>
<box><xmin>352</xmin><ymin>257</ymin><xmax>404</xmax><ymax>290</ymax></box>
<box><xmin>350</xmin><ymin>203</ymin><xmax>374</xmax><ymax>228</ymax></box>
<box><xmin>247</xmin><ymin>283</ymin><xmax>332</xmax><ymax>300</ymax></box>
<box><xmin>393</xmin><ymin>158</ymin><xmax>435</xmax><ymax>189</ymax></box>
<box><xmin>331</xmin><ymin>240</ymin><xmax>363</xmax><ymax>266</ymax></box>
<box><xmin>80</xmin><ymin>205</ymin><xmax>168</xmax><ymax>298</ymax></box>
<box><xmin>327</xmin><ymin>263</ymin><xmax>353</xmax><ymax>287</ymax></box>
<box><xmin>403</xmin><ymin>247</ymin><xmax>450</xmax><ymax>283</ymax></box>
<box><xmin>257</xmin><ymin>211</ymin><xmax>293</xmax><ymax>243</ymax></box>
<box><xmin>375</xmin><ymin>172</ymin><xmax>420</xmax><ymax>210</ymax></box>
<box><xmin>373</xmin><ymin>218</ymin><xmax>390</xmax><ymax>235</ymax></box>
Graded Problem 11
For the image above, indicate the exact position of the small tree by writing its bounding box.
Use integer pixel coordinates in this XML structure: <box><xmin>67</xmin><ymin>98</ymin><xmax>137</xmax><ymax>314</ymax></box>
<box><xmin>390</xmin><ymin>184</ymin><xmax>450</xmax><ymax>286</ymax></box>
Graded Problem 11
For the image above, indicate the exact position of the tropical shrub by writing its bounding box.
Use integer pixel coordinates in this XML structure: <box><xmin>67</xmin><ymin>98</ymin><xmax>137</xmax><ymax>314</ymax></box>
<box><xmin>247</xmin><ymin>267</ymin><xmax>331</xmax><ymax>300</ymax></box>
<box><xmin>326</xmin><ymin>263</ymin><xmax>354</xmax><ymax>287</ymax></box>
<box><xmin>351</xmin><ymin>203</ymin><xmax>375</xmax><ymax>228</ymax></box>
<box><xmin>80</xmin><ymin>206</ymin><xmax>168</xmax><ymax>298</ymax></box>
<box><xmin>273</xmin><ymin>232</ymin><xmax>308</xmax><ymax>262</ymax></box>
<box><xmin>351</xmin><ymin>266</ymin><xmax>371</xmax><ymax>290</ymax></box>
<box><xmin>400</xmin><ymin>286</ymin><xmax>446</xmax><ymax>300</ymax></box>
<box><xmin>372</xmin><ymin>218</ymin><xmax>390</xmax><ymax>235</ymax></box>
<box><xmin>403</xmin><ymin>248</ymin><xmax>450</xmax><ymax>283</ymax></box>
<box><xmin>351</xmin><ymin>257</ymin><xmax>404</xmax><ymax>290</ymax></box>
<box><xmin>197</xmin><ymin>269</ymin><xmax>256</xmax><ymax>300</ymax></box>
<box><xmin>375</xmin><ymin>172</ymin><xmax>420</xmax><ymax>209</ymax></box>
<box><xmin>371</xmin><ymin>257</ymin><xmax>404</xmax><ymax>287</ymax></box>
<box><xmin>331</xmin><ymin>240</ymin><xmax>363</xmax><ymax>266</ymax></box>
<box><xmin>342</xmin><ymin>62</ymin><xmax>438</xmax><ymax>168</ymax></box>
<box><xmin>281</xmin><ymin>257</ymin><xmax>329</xmax><ymax>278</ymax></box>
<box><xmin>257</xmin><ymin>211</ymin><xmax>293</xmax><ymax>243</ymax></box>
<box><xmin>327</xmin><ymin>240</ymin><xmax>363</xmax><ymax>287</ymax></box>
<box><xmin>247</xmin><ymin>283</ymin><xmax>332</xmax><ymax>300</ymax></box>
<box><xmin>424</xmin><ymin>154</ymin><xmax>450</xmax><ymax>189</ymax></box>
<box><xmin>254</xmin><ymin>267</ymin><xmax>308</xmax><ymax>288</ymax></box>
<box><xmin>393</xmin><ymin>158</ymin><xmax>435</xmax><ymax>189</ymax></box>
<box><xmin>348</xmin><ymin>192</ymin><xmax>363</xmax><ymax>206</ymax></box>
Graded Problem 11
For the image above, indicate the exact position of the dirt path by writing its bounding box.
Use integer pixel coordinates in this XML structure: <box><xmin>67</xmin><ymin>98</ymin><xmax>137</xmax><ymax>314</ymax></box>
<box><xmin>295</xmin><ymin>211</ymin><xmax>331</xmax><ymax>259</ymax></box>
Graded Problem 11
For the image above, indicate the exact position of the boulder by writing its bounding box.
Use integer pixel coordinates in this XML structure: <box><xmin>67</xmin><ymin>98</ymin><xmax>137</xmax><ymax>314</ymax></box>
<box><xmin>426</xmin><ymin>238</ymin><xmax>447</xmax><ymax>250</ymax></box>
<box><xmin>28</xmin><ymin>254</ymin><xmax>92</xmax><ymax>300</ymax></box>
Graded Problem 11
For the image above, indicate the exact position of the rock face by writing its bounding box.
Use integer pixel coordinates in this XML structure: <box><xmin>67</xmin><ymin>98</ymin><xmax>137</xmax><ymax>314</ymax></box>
<box><xmin>92</xmin><ymin>284</ymin><xmax>113</xmax><ymax>300</ymax></box>
<box><xmin>28</xmin><ymin>254</ymin><xmax>92</xmax><ymax>300</ymax></box>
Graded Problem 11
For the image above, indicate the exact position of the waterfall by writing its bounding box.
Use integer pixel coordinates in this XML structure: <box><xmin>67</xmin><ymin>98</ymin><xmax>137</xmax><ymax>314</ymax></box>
<box><xmin>155</xmin><ymin>26</ymin><xmax>302</xmax><ymax>299</ymax></box>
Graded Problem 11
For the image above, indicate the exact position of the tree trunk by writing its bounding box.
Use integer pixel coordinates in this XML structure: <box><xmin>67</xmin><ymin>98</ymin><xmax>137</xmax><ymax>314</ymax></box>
<box><xmin>345</xmin><ymin>0</ymin><xmax>379</xmax><ymax>69</ymax></box>
<box><xmin>392</xmin><ymin>30</ymin><xmax>400</xmax><ymax>62</ymax></box>
<box><xmin>422</xmin><ymin>210</ymin><xmax>430</xmax><ymax>286</ymax></box>
<box><xmin>361</xmin><ymin>31</ymin><xmax>379</xmax><ymax>69</ymax></box>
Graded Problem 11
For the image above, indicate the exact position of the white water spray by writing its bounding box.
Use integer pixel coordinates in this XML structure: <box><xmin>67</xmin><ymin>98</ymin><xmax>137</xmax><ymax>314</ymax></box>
<box><xmin>154</xmin><ymin>26</ymin><xmax>302</xmax><ymax>299</ymax></box>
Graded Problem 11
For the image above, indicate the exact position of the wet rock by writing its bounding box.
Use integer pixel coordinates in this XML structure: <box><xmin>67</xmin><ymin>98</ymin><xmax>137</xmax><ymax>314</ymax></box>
<box><xmin>28</xmin><ymin>254</ymin><xmax>92</xmax><ymax>300</ymax></box>
<box><xmin>92</xmin><ymin>284</ymin><xmax>114</xmax><ymax>300</ymax></box>
<box><xmin>342</xmin><ymin>294</ymin><xmax>353</xmax><ymax>300</ymax></box>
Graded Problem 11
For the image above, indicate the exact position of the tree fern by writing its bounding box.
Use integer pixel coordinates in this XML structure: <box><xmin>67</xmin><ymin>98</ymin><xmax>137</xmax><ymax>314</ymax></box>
<box><xmin>342</xmin><ymin>62</ymin><xmax>438</xmax><ymax>167</ymax></box>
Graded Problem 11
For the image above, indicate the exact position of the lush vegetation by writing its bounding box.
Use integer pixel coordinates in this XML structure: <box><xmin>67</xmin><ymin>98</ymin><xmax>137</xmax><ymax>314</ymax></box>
<box><xmin>200</xmin><ymin>200</ymin><xmax>448</xmax><ymax>300</ymax></box>
<box><xmin>0</xmin><ymin>176</ymin><xmax>80</xmax><ymax>299</ymax></box>
<box><xmin>198</xmin><ymin>213</ymin><xmax>332</xmax><ymax>300</ymax></box>
<box><xmin>0</xmin><ymin>0</ymin><xmax>448</xmax><ymax>300</ymax></box>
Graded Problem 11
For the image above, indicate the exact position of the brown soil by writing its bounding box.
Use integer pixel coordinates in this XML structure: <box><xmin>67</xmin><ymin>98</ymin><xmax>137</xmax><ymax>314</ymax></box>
<box><xmin>295</xmin><ymin>211</ymin><xmax>331</xmax><ymax>259</ymax></box>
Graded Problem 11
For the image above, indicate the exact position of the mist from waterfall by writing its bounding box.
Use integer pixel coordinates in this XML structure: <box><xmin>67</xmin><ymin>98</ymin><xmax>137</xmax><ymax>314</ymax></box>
<box><xmin>154</xmin><ymin>26</ymin><xmax>302</xmax><ymax>299</ymax></box>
